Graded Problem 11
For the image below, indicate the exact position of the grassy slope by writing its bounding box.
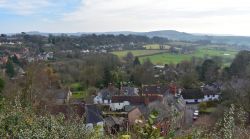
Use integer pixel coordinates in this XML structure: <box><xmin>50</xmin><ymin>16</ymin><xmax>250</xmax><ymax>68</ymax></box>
<box><xmin>112</xmin><ymin>46</ymin><xmax>238</xmax><ymax>65</ymax></box>
<box><xmin>111</xmin><ymin>50</ymin><xmax>168</xmax><ymax>57</ymax></box>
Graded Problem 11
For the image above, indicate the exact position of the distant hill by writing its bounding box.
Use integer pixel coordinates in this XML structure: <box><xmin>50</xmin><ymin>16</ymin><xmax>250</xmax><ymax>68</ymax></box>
<box><xmin>142</xmin><ymin>30</ymin><xmax>250</xmax><ymax>46</ymax></box>
<box><xmin>22</xmin><ymin>30</ymin><xmax>250</xmax><ymax>47</ymax></box>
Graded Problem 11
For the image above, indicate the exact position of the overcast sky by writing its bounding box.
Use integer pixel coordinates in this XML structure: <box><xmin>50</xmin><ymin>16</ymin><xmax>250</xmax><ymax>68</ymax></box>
<box><xmin>0</xmin><ymin>0</ymin><xmax>250</xmax><ymax>35</ymax></box>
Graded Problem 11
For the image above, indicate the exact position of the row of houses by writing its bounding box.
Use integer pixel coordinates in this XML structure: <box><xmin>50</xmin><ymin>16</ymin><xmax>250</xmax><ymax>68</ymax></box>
<box><xmin>47</xmin><ymin>82</ymin><xmax>221</xmax><ymax>136</ymax></box>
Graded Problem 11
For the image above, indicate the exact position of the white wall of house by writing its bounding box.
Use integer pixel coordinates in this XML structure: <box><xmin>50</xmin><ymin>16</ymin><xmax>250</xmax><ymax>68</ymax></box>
<box><xmin>184</xmin><ymin>99</ymin><xmax>203</xmax><ymax>103</ymax></box>
<box><xmin>110</xmin><ymin>101</ymin><xmax>130</xmax><ymax>111</ymax></box>
<box><xmin>203</xmin><ymin>94</ymin><xmax>220</xmax><ymax>101</ymax></box>
<box><xmin>103</xmin><ymin>99</ymin><xmax>111</xmax><ymax>104</ymax></box>
<box><xmin>94</xmin><ymin>96</ymin><xmax>103</xmax><ymax>104</ymax></box>
<box><xmin>184</xmin><ymin>94</ymin><xmax>220</xmax><ymax>103</ymax></box>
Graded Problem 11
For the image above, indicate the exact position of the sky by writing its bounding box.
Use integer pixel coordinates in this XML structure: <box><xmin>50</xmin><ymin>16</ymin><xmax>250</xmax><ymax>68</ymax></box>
<box><xmin>0</xmin><ymin>0</ymin><xmax>250</xmax><ymax>36</ymax></box>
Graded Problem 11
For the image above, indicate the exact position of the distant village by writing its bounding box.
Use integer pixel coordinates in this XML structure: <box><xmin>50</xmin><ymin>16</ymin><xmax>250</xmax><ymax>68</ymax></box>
<box><xmin>1</xmin><ymin>33</ymin><xmax>249</xmax><ymax>138</ymax></box>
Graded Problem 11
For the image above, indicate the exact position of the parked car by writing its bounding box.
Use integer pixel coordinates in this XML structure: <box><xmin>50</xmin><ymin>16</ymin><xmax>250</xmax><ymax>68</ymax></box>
<box><xmin>193</xmin><ymin>110</ymin><xmax>199</xmax><ymax>120</ymax></box>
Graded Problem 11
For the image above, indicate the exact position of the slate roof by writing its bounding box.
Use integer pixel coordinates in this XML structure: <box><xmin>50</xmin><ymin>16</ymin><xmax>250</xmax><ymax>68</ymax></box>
<box><xmin>86</xmin><ymin>104</ymin><xmax>103</xmax><ymax>124</ymax></box>
<box><xmin>181</xmin><ymin>88</ymin><xmax>204</xmax><ymax>99</ymax></box>
<box><xmin>142</xmin><ymin>85</ymin><xmax>168</xmax><ymax>94</ymax></box>
<box><xmin>99</xmin><ymin>87</ymin><xmax>119</xmax><ymax>100</ymax></box>
<box><xmin>124</xmin><ymin>105</ymin><xmax>136</xmax><ymax>112</ymax></box>
<box><xmin>121</xmin><ymin>87</ymin><xmax>139</xmax><ymax>96</ymax></box>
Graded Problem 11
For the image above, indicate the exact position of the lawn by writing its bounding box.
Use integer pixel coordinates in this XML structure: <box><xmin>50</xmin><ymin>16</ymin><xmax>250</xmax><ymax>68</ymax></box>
<box><xmin>72</xmin><ymin>91</ymin><xmax>87</xmax><ymax>99</ymax></box>
<box><xmin>139</xmin><ymin>47</ymin><xmax>238</xmax><ymax>65</ymax></box>
<box><xmin>111</xmin><ymin>47</ymin><xmax>238</xmax><ymax>65</ymax></box>
<box><xmin>111</xmin><ymin>50</ymin><xmax>168</xmax><ymax>58</ymax></box>
<box><xmin>69</xmin><ymin>82</ymin><xmax>84</xmax><ymax>91</ymax></box>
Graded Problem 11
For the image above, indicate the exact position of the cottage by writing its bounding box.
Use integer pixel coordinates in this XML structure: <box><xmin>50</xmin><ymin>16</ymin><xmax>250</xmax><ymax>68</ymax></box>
<box><xmin>181</xmin><ymin>89</ymin><xmax>204</xmax><ymax>104</ymax></box>
<box><xmin>201</xmin><ymin>83</ymin><xmax>221</xmax><ymax>101</ymax></box>
<box><xmin>203</xmin><ymin>90</ymin><xmax>220</xmax><ymax>101</ymax></box>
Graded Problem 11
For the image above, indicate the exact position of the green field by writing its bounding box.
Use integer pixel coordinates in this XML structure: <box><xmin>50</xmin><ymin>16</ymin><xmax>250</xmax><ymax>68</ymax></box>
<box><xmin>111</xmin><ymin>50</ymin><xmax>168</xmax><ymax>57</ymax></box>
<box><xmin>112</xmin><ymin>47</ymin><xmax>238</xmax><ymax>65</ymax></box>
<box><xmin>140</xmin><ymin>47</ymin><xmax>237</xmax><ymax>65</ymax></box>
<box><xmin>143</xmin><ymin>44</ymin><xmax>171</xmax><ymax>50</ymax></box>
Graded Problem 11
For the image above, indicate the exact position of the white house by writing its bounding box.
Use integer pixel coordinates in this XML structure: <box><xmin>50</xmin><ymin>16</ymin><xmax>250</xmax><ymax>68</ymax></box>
<box><xmin>181</xmin><ymin>88</ymin><xmax>220</xmax><ymax>104</ymax></box>
<box><xmin>181</xmin><ymin>89</ymin><xmax>205</xmax><ymax>104</ymax></box>
<box><xmin>203</xmin><ymin>92</ymin><xmax>220</xmax><ymax>101</ymax></box>
<box><xmin>109</xmin><ymin>101</ymin><xmax>130</xmax><ymax>111</ymax></box>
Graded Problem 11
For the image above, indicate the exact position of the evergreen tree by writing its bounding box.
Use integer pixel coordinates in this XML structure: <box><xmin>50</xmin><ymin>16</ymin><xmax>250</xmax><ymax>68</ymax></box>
<box><xmin>6</xmin><ymin>60</ymin><xmax>15</xmax><ymax>78</ymax></box>
<box><xmin>103</xmin><ymin>67</ymin><xmax>112</xmax><ymax>87</ymax></box>
<box><xmin>133</xmin><ymin>56</ymin><xmax>141</xmax><ymax>66</ymax></box>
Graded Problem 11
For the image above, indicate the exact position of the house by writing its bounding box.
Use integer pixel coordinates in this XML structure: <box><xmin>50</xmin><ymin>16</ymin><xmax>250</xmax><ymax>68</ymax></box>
<box><xmin>181</xmin><ymin>89</ymin><xmax>204</xmax><ymax>103</ymax></box>
<box><xmin>120</xmin><ymin>86</ymin><xmax>139</xmax><ymax>96</ymax></box>
<box><xmin>54</xmin><ymin>89</ymin><xmax>72</xmax><ymax>105</ymax></box>
<box><xmin>203</xmin><ymin>90</ymin><xmax>220</xmax><ymax>101</ymax></box>
<box><xmin>93</xmin><ymin>86</ymin><xmax>119</xmax><ymax>104</ymax></box>
<box><xmin>126</xmin><ymin>106</ymin><xmax>144</xmax><ymax>125</ymax></box>
<box><xmin>85</xmin><ymin>104</ymin><xmax>104</xmax><ymax>132</ymax></box>
<box><xmin>142</xmin><ymin>84</ymin><xmax>168</xmax><ymax>96</ymax></box>
<box><xmin>201</xmin><ymin>83</ymin><xmax>221</xmax><ymax>101</ymax></box>
<box><xmin>148</xmin><ymin>94</ymin><xmax>186</xmax><ymax>136</ymax></box>
<box><xmin>102</xmin><ymin>105</ymin><xmax>144</xmax><ymax>126</ymax></box>
<box><xmin>81</xmin><ymin>49</ymin><xmax>90</xmax><ymax>53</ymax></box>
<box><xmin>104</xmin><ymin>116</ymin><xmax>126</xmax><ymax>134</ymax></box>
<box><xmin>111</xmin><ymin>95</ymin><xmax>163</xmax><ymax>105</ymax></box>
<box><xmin>109</xmin><ymin>101</ymin><xmax>130</xmax><ymax>111</ymax></box>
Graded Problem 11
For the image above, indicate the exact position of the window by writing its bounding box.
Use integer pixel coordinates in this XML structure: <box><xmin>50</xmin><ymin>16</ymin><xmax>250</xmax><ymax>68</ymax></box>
<box><xmin>207</xmin><ymin>95</ymin><xmax>210</xmax><ymax>97</ymax></box>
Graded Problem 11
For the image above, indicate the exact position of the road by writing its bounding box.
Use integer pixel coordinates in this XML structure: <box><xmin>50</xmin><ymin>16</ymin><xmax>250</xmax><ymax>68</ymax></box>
<box><xmin>184</xmin><ymin>104</ymin><xmax>198</xmax><ymax>128</ymax></box>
